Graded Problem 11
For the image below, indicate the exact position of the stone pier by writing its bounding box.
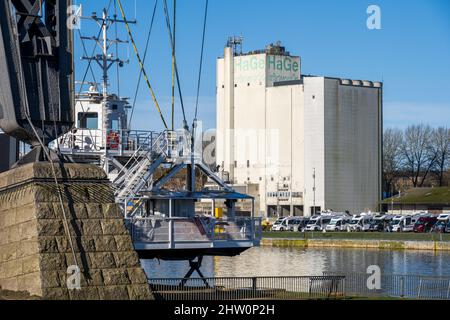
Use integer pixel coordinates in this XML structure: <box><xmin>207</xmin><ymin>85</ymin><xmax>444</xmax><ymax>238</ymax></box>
<box><xmin>0</xmin><ymin>163</ymin><xmax>153</xmax><ymax>300</ymax></box>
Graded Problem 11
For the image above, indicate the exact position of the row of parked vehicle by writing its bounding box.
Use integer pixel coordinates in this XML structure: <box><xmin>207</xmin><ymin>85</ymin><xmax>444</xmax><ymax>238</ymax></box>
<box><xmin>270</xmin><ymin>213</ymin><xmax>450</xmax><ymax>233</ymax></box>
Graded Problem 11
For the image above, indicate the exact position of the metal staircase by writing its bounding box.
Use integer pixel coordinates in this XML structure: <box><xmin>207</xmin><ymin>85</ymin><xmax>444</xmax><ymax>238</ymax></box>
<box><xmin>113</xmin><ymin>131</ymin><xmax>176</xmax><ymax>217</ymax></box>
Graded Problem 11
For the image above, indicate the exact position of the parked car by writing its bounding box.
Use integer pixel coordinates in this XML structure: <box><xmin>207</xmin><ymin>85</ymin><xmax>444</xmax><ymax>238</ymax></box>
<box><xmin>413</xmin><ymin>216</ymin><xmax>438</xmax><ymax>233</ymax></box>
<box><xmin>446</xmin><ymin>221</ymin><xmax>450</xmax><ymax>234</ymax></box>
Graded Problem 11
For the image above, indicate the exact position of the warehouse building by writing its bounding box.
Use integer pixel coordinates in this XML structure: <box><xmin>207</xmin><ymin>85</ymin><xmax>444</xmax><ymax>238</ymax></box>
<box><xmin>216</xmin><ymin>39</ymin><xmax>383</xmax><ymax>217</ymax></box>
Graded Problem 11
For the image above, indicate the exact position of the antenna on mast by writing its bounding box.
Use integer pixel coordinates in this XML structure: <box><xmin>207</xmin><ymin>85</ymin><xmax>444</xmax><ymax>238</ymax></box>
<box><xmin>79</xmin><ymin>8</ymin><xmax>136</xmax><ymax>98</ymax></box>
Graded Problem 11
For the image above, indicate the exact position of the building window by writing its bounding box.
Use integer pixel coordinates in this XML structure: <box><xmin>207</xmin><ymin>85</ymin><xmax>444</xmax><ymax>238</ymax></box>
<box><xmin>234</xmin><ymin>161</ymin><xmax>237</xmax><ymax>168</ymax></box>
<box><xmin>247</xmin><ymin>160</ymin><xmax>250</xmax><ymax>168</ymax></box>
<box><xmin>247</xmin><ymin>83</ymin><xmax>250</xmax><ymax>86</ymax></box>
<box><xmin>78</xmin><ymin>112</ymin><xmax>98</xmax><ymax>130</ymax></box>
<box><xmin>312</xmin><ymin>95</ymin><xmax>316</xmax><ymax>100</ymax></box>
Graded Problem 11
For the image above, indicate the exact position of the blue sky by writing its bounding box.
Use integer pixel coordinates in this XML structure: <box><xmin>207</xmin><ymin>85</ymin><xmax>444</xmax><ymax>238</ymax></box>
<box><xmin>74</xmin><ymin>0</ymin><xmax>450</xmax><ymax>131</ymax></box>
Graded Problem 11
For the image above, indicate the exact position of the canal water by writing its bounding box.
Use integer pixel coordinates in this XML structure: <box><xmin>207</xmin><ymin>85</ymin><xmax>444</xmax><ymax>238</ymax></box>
<box><xmin>142</xmin><ymin>247</ymin><xmax>450</xmax><ymax>279</ymax></box>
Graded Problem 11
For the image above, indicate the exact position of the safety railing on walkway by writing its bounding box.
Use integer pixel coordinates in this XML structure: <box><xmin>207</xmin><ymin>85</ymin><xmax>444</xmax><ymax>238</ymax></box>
<box><xmin>323</xmin><ymin>272</ymin><xmax>450</xmax><ymax>300</ymax></box>
<box><xmin>127</xmin><ymin>217</ymin><xmax>263</xmax><ymax>245</ymax></box>
<box><xmin>148</xmin><ymin>274</ymin><xmax>450</xmax><ymax>301</ymax></box>
<box><xmin>149</xmin><ymin>276</ymin><xmax>346</xmax><ymax>301</ymax></box>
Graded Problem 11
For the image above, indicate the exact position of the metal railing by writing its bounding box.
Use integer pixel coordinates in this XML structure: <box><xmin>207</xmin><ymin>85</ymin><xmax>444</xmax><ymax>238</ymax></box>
<box><xmin>324</xmin><ymin>272</ymin><xmax>450</xmax><ymax>300</ymax></box>
<box><xmin>56</xmin><ymin>129</ymin><xmax>159</xmax><ymax>154</ymax></box>
<box><xmin>149</xmin><ymin>276</ymin><xmax>346</xmax><ymax>301</ymax></box>
<box><xmin>127</xmin><ymin>217</ymin><xmax>263</xmax><ymax>244</ymax></box>
<box><xmin>148</xmin><ymin>274</ymin><xmax>450</xmax><ymax>301</ymax></box>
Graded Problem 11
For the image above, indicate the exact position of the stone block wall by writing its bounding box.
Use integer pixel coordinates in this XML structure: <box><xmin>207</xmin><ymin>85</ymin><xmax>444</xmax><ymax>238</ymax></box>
<box><xmin>0</xmin><ymin>163</ymin><xmax>153</xmax><ymax>300</ymax></box>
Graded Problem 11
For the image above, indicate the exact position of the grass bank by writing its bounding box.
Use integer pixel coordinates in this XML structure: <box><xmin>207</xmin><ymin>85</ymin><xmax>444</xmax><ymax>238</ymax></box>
<box><xmin>261</xmin><ymin>232</ymin><xmax>450</xmax><ymax>251</ymax></box>
<box><xmin>263</xmin><ymin>231</ymin><xmax>450</xmax><ymax>242</ymax></box>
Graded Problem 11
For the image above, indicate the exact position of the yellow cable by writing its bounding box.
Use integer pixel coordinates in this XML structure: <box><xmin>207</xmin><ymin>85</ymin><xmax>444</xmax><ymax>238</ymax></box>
<box><xmin>117</xmin><ymin>0</ymin><xmax>169</xmax><ymax>130</ymax></box>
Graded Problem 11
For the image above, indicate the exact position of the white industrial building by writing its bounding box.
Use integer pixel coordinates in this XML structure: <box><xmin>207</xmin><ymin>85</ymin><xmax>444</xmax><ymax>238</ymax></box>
<box><xmin>216</xmin><ymin>40</ymin><xmax>383</xmax><ymax>218</ymax></box>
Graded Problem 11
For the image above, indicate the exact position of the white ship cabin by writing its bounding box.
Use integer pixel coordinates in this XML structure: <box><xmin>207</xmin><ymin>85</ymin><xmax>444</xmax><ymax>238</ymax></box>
<box><xmin>57</xmin><ymin>86</ymin><xmax>156</xmax><ymax>159</ymax></box>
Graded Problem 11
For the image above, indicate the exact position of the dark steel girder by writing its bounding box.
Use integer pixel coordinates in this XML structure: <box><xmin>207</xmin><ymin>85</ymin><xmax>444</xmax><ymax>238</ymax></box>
<box><xmin>0</xmin><ymin>0</ymin><xmax>74</xmax><ymax>147</ymax></box>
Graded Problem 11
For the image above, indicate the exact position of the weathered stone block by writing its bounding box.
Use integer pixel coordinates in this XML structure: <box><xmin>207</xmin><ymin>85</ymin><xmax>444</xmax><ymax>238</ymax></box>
<box><xmin>37</xmin><ymin>220</ymin><xmax>65</xmax><ymax>237</ymax></box>
<box><xmin>83</xmin><ymin>270</ymin><xmax>104</xmax><ymax>286</ymax></box>
<box><xmin>35</xmin><ymin>203</ymin><xmax>56</xmax><ymax>219</ymax></box>
<box><xmin>127</xmin><ymin>285</ymin><xmax>153</xmax><ymax>300</ymax></box>
<box><xmin>127</xmin><ymin>268</ymin><xmax>148</xmax><ymax>284</ymax></box>
<box><xmin>0</xmin><ymin>209</ymin><xmax>16</xmax><ymax>229</ymax></box>
<box><xmin>41</xmin><ymin>288</ymin><xmax>70</xmax><ymax>300</ymax></box>
<box><xmin>113</xmin><ymin>252</ymin><xmax>141</xmax><ymax>268</ymax></box>
<box><xmin>0</xmin><ymin>243</ymin><xmax>18</xmax><ymax>263</ymax></box>
<box><xmin>68</xmin><ymin>287</ymin><xmax>100</xmax><ymax>300</ymax></box>
<box><xmin>114</xmin><ymin>235</ymin><xmax>135</xmax><ymax>251</ymax></box>
<box><xmin>8</xmin><ymin>225</ymin><xmax>21</xmax><ymax>243</ymax></box>
<box><xmin>19</xmin><ymin>220</ymin><xmax>38</xmax><ymax>240</ymax></box>
<box><xmin>38</xmin><ymin>238</ymin><xmax>59</xmax><ymax>253</ymax></box>
<box><xmin>88</xmin><ymin>252</ymin><xmax>116</xmax><ymax>269</ymax></box>
<box><xmin>102</xmin><ymin>269</ymin><xmax>131</xmax><ymax>286</ymax></box>
<box><xmin>94</xmin><ymin>236</ymin><xmax>117</xmax><ymax>252</ymax></box>
<box><xmin>80</xmin><ymin>236</ymin><xmax>96</xmax><ymax>252</ymax></box>
<box><xmin>40</xmin><ymin>253</ymin><xmax>67</xmax><ymax>271</ymax></box>
<box><xmin>102</xmin><ymin>204</ymin><xmax>122</xmax><ymax>219</ymax></box>
<box><xmin>17</xmin><ymin>272</ymin><xmax>42</xmax><ymax>295</ymax></box>
<box><xmin>0</xmin><ymin>276</ymin><xmax>18</xmax><ymax>292</ymax></box>
<box><xmin>98</xmin><ymin>285</ymin><xmax>130</xmax><ymax>300</ymax></box>
<box><xmin>41</xmin><ymin>271</ymin><xmax>61</xmax><ymax>288</ymax></box>
<box><xmin>17</xmin><ymin>240</ymin><xmax>39</xmax><ymax>259</ymax></box>
<box><xmin>15</xmin><ymin>204</ymin><xmax>36</xmax><ymax>225</ymax></box>
<box><xmin>2</xmin><ymin>259</ymin><xmax>22</xmax><ymax>278</ymax></box>
<box><xmin>101</xmin><ymin>220</ymin><xmax>128</xmax><ymax>236</ymax></box>
<box><xmin>82</xmin><ymin>220</ymin><xmax>103</xmax><ymax>236</ymax></box>
<box><xmin>86</xmin><ymin>204</ymin><xmax>103</xmax><ymax>219</ymax></box>
<box><xmin>22</xmin><ymin>255</ymin><xmax>40</xmax><ymax>274</ymax></box>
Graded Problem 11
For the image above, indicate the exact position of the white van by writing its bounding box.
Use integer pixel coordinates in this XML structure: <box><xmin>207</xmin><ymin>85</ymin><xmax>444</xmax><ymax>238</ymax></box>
<box><xmin>325</xmin><ymin>217</ymin><xmax>350</xmax><ymax>232</ymax></box>
<box><xmin>347</xmin><ymin>215</ymin><xmax>373</xmax><ymax>232</ymax></box>
<box><xmin>402</xmin><ymin>215</ymin><xmax>422</xmax><ymax>232</ymax></box>
<box><xmin>433</xmin><ymin>214</ymin><xmax>450</xmax><ymax>233</ymax></box>
<box><xmin>305</xmin><ymin>215</ymin><xmax>332</xmax><ymax>231</ymax></box>
<box><xmin>391</xmin><ymin>216</ymin><xmax>407</xmax><ymax>232</ymax></box>
<box><xmin>271</xmin><ymin>217</ymin><xmax>301</xmax><ymax>232</ymax></box>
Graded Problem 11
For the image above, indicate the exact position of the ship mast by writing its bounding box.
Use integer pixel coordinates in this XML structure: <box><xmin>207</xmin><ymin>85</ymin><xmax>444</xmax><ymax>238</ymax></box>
<box><xmin>79</xmin><ymin>6</ymin><xmax>136</xmax><ymax>171</ymax></box>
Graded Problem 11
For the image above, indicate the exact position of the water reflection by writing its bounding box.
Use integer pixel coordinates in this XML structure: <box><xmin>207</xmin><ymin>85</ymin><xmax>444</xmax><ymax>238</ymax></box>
<box><xmin>142</xmin><ymin>247</ymin><xmax>450</xmax><ymax>279</ymax></box>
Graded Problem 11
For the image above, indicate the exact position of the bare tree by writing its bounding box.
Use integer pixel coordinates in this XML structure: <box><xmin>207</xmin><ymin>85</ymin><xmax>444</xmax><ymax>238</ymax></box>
<box><xmin>430</xmin><ymin>127</ymin><xmax>450</xmax><ymax>187</ymax></box>
<box><xmin>383</xmin><ymin>128</ymin><xmax>403</xmax><ymax>195</ymax></box>
<box><xmin>401</xmin><ymin>124</ymin><xmax>437</xmax><ymax>187</ymax></box>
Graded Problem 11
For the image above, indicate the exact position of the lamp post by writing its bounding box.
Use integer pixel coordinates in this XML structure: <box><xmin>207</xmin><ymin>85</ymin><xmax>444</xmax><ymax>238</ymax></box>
<box><xmin>313</xmin><ymin>168</ymin><xmax>316</xmax><ymax>215</ymax></box>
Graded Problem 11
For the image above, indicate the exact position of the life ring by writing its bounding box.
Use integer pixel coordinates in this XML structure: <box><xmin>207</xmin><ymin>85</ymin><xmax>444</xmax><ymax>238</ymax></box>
<box><xmin>107</xmin><ymin>132</ymin><xmax>120</xmax><ymax>150</ymax></box>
